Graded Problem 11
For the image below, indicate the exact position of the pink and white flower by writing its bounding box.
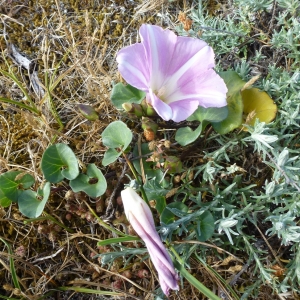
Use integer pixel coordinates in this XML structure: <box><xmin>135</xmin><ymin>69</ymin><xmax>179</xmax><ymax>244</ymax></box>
<box><xmin>121</xmin><ymin>187</ymin><xmax>179</xmax><ymax>296</ymax></box>
<box><xmin>117</xmin><ymin>24</ymin><xmax>227</xmax><ymax>122</ymax></box>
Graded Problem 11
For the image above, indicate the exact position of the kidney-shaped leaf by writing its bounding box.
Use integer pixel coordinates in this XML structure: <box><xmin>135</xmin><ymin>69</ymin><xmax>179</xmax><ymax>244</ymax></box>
<box><xmin>102</xmin><ymin>121</ymin><xmax>132</xmax><ymax>149</ymax></box>
<box><xmin>0</xmin><ymin>171</ymin><xmax>35</xmax><ymax>203</ymax></box>
<box><xmin>241</xmin><ymin>87</ymin><xmax>277</xmax><ymax>127</ymax></box>
<box><xmin>18</xmin><ymin>182</ymin><xmax>51</xmax><ymax>218</ymax></box>
<box><xmin>175</xmin><ymin>123</ymin><xmax>203</xmax><ymax>146</ymax></box>
<box><xmin>187</xmin><ymin>106</ymin><xmax>228</xmax><ymax>123</ymax></box>
<box><xmin>110</xmin><ymin>83</ymin><xmax>146</xmax><ymax>109</ymax></box>
<box><xmin>70</xmin><ymin>164</ymin><xmax>107</xmax><ymax>198</ymax></box>
<box><xmin>41</xmin><ymin>144</ymin><xmax>79</xmax><ymax>183</ymax></box>
<box><xmin>0</xmin><ymin>190</ymin><xmax>12</xmax><ymax>207</ymax></box>
<box><xmin>212</xmin><ymin>71</ymin><xmax>245</xmax><ymax>134</ymax></box>
<box><xmin>102</xmin><ymin>148</ymin><xmax>120</xmax><ymax>167</ymax></box>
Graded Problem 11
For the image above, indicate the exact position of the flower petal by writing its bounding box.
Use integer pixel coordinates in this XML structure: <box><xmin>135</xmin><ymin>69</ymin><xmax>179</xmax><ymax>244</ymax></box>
<box><xmin>121</xmin><ymin>188</ymin><xmax>155</xmax><ymax>228</ymax></box>
<box><xmin>117</xmin><ymin>24</ymin><xmax>228</xmax><ymax>123</ymax></box>
<box><xmin>139</xmin><ymin>24</ymin><xmax>177</xmax><ymax>91</ymax></box>
<box><xmin>166</xmin><ymin>36</ymin><xmax>214</xmax><ymax>80</ymax></box>
<box><xmin>129</xmin><ymin>213</ymin><xmax>175</xmax><ymax>271</ymax></box>
<box><xmin>117</xmin><ymin>43</ymin><xmax>149</xmax><ymax>91</ymax></box>
<box><xmin>169</xmin><ymin>100</ymin><xmax>199</xmax><ymax>122</ymax></box>
<box><xmin>147</xmin><ymin>243</ymin><xmax>179</xmax><ymax>287</ymax></box>
<box><xmin>167</xmin><ymin>69</ymin><xmax>228</xmax><ymax>107</ymax></box>
<box><xmin>129</xmin><ymin>214</ymin><xmax>179</xmax><ymax>294</ymax></box>
<box><xmin>147</xmin><ymin>89</ymin><xmax>173</xmax><ymax>121</ymax></box>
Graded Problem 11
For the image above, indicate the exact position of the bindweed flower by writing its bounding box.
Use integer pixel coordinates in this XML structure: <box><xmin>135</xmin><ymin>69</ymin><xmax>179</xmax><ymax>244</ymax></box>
<box><xmin>121</xmin><ymin>187</ymin><xmax>179</xmax><ymax>295</ymax></box>
<box><xmin>117</xmin><ymin>24</ymin><xmax>227</xmax><ymax>122</ymax></box>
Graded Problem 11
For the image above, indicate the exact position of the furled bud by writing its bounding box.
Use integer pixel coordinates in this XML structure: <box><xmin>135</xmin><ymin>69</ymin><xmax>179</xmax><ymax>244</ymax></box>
<box><xmin>121</xmin><ymin>187</ymin><xmax>179</xmax><ymax>296</ymax></box>
<box><xmin>122</xmin><ymin>102</ymin><xmax>143</xmax><ymax>117</ymax></box>
<box><xmin>78</xmin><ymin>104</ymin><xmax>99</xmax><ymax>121</ymax></box>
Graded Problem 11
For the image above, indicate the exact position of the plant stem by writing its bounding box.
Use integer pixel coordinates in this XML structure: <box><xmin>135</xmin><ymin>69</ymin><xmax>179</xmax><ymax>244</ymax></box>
<box><xmin>122</xmin><ymin>153</ymin><xmax>149</xmax><ymax>205</ymax></box>
<box><xmin>168</xmin><ymin>243</ymin><xmax>222</xmax><ymax>300</ymax></box>
<box><xmin>0</xmin><ymin>97</ymin><xmax>40</xmax><ymax>115</ymax></box>
<box><xmin>24</xmin><ymin>213</ymin><xmax>74</xmax><ymax>233</ymax></box>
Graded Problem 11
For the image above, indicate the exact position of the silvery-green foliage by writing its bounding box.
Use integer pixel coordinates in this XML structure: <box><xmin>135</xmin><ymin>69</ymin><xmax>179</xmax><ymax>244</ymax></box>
<box><xmin>171</xmin><ymin>0</ymin><xmax>300</xmax><ymax>296</ymax></box>
<box><xmin>242</xmin><ymin>121</ymin><xmax>278</xmax><ymax>157</ymax></box>
<box><xmin>234</xmin><ymin>0</ymin><xmax>273</xmax><ymax>11</ymax></box>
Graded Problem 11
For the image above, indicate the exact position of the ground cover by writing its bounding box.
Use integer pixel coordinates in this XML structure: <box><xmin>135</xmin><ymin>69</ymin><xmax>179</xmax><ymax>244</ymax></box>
<box><xmin>0</xmin><ymin>0</ymin><xmax>300</xmax><ymax>299</ymax></box>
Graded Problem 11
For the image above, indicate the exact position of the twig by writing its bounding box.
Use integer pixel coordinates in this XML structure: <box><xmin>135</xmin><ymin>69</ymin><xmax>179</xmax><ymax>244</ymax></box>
<box><xmin>31</xmin><ymin>247</ymin><xmax>64</xmax><ymax>263</ymax></box>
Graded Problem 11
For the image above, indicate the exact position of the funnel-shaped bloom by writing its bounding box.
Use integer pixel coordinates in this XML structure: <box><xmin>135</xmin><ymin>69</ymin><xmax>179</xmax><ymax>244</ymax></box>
<box><xmin>121</xmin><ymin>187</ymin><xmax>179</xmax><ymax>295</ymax></box>
<box><xmin>117</xmin><ymin>24</ymin><xmax>227</xmax><ymax>122</ymax></box>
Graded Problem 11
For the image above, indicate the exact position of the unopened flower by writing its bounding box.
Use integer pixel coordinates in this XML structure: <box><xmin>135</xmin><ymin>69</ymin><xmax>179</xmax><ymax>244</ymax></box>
<box><xmin>121</xmin><ymin>187</ymin><xmax>179</xmax><ymax>295</ymax></box>
<box><xmin>117</xmin><ymin>24</ymin><xmax>227</xmax><ymax>122</ymax></box>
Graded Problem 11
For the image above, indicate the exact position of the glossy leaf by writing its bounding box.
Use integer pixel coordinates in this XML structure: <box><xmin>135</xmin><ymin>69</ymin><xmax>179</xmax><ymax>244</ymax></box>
<box><xmin>102</xmin><ymin>121</ymin><xmax>132</xmax><ymax>166</ymax></box>
<box><xmin>0</xmin><ymin>171</ymin><xmax>34</xmax><ymax>203</ymax></box>
<box><xmin>212</xmin><ymin>71</ymin><xmax>244</xmax><ymax>134</ymax></box>
<box><xmin>241</xmin><ymin>87</ymin><xmax>277</xmax><ymax>127</ymax></box>
<box><xmin>41</xmin><ymin>143</ymin><xmax>79</xmax><ymax>183</ymax></box>
<box><xmin>70</xmin><ymin>164</ymin><xmax>107</xmax><ymax>198</ymax></box>
<box><xmin>0</xmin><ymin>190</ymin><xmax>11</xmax><ymax>207</ymax></box>
<box><xmin>17</xmin><ymin>173</ymin><xmax>35</xmax><ymax>189</ymax></box>
<box><xmin>176</xmin><ymin>106</ymin><xmax>228</xmax><ymax>146</ymax></box>
<box><xmin>187</xmin><ymin>106</ymin><xmax>228</xmax><ymax>123</ymax></box>
<box><xmin>102</xmin><ymin>121</ymin><xmax>132</xmax><ymax>149</ymax></box>
<box><xmin>59</xmin><ymin>286</ymin><xmax>122</xmax><ymax>296</ymax></box>
<box><xmin>102</xmin><ymin>148</ymin><xmax>120</xmax><ymax>166</ymax></box>
<box><xmin>110</xmin><ymin>83</ymin><xmax>146</xmax><ymax>109</ymax></box>
<box><xmin>175</xmin><ymin>123</ymin><xmax>203</xmax><ymax>146</ymax></box>
<box><xmin>18</xmin><ymin>182</ymin><xmax>51</xmax><ymax>218</ymax></box>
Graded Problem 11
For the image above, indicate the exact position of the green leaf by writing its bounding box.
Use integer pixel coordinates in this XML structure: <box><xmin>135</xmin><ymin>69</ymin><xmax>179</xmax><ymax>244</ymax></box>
<box><xmin>0</xmin><ymin>171</ymin><xmax>34</xmax><ymax>203</ymax></box>
<box><xmin>187</xmin><ymin>106</ymin><xmax>228</xmax><ymax>123</ymax></box>
<box><xmin>175</xmin><ymin>123</ymin><xmax>203</xmax><ymax>146</ymax></box>
<box><xmin>0</xmin><ymin>238</ymin><xmax>21</xmax><ymax>290</ymax></box>
<box><xmin>0</xmin><ymin>189</ymin><xmax>12</xmax><ymax>207</ymax></box>
<box><xmin>110</xmin><ymin>83</ymin><xmax>146</xmax><ymax>109</ymax></box>
<box><xmin>195</xmin><ymin>211</ymin><xmax>215</xmax><ymax>242</ymax></box>
<box><xmin>143</xmin><ymin>176</ymin><xmax>169</xmax><ymax>213</ymax></box>
<box><xmin>97</xmin><ymin>236</ymin><xmax>140</xmax><ymax>246</ymax></box>
<box><xmin>102</xmin><ymin>148</ymin><xmax>120</xmax><ymax>166</ymax></box>
<box><xmin>212</xmin><ymin>71</ymin><xmax>245</xmax><ymax>134</ymax></box>
<box><xmin>161</xmin><ymin>202</ymin><xmax>189</xmax><ymax>224</ymax></box>
<box><xmin>69</xmin><ymin>164</ymin><xmax>107</xmax><ymax>198</ymax></box>
<box><xmin>173</xmin><ymin>259</ymin><xmax>222</xmax><ymax>300</ymax></box>
<box><xmin>18</xmin><ymin>182</ymin><xmax>51</xmax><ymax>218</ymax></box>
<box><xmin>59</xmin><ymin>286</ymin><xmax>122</xmax><ymax>296</ymax></box>
<box><xmin>41</xmin><ymin>143</ymin><xmax>79</xmax><ymax>183</ymax></box>
<box><xmin>155</xmin><ymin>195</ymin><xmax>167</xmax><ymax>215</ymax></box>
<box><xmin>18</xmin><ymin>173</ymin><xmax>35</xmax><ymax>189</ymax></box>
<box><xmin>102</xmin><ymin>121</ymin><xmax>132</xmax><ymax>149</ymax></box>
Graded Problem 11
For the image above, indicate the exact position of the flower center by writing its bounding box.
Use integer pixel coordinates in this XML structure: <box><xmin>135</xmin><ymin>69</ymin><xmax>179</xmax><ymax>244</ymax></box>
<box><xmin>156</xmin><ymin>86</ymin><xmax>167</xmax><ymax>102</ymax></box>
